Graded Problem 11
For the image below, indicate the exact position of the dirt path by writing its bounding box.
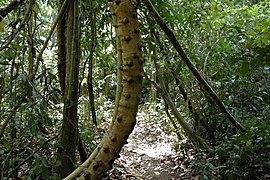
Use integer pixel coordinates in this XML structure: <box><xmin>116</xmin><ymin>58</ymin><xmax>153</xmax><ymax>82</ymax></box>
<box><xmin>107</xmin><ymin>112</ymin><xmax>191</xmax><ymax>179</ymax></box>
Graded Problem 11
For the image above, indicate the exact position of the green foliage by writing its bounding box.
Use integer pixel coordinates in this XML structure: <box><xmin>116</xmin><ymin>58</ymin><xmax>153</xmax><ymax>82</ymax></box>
<box><xmin>179</xmin><ymin>114</ymin><xmax>269</xmax><ymax>179</ymax></box>
<box><xmin>196</xmin><ymin>118</ymin><xmax>270</xmax><ymax>179</ymax></box>
<box><xmin>28</xmin><ymin>155</ymin><xmax>51</xmax><ymax>179</ymax></box>
<box><xmin>0</xmin><ymin>21</ymin><xmax>6</xmax><ymax>32</ymax></box>
<box><xmin>148</xmin><ymin>0</ymin><xmax>270</xmax><ymax>178</ymax></box>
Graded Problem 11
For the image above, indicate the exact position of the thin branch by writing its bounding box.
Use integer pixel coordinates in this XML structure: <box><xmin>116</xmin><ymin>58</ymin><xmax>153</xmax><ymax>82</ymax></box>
<box><xmin>146</xmin><ymin>75</ymin><xmax>209</xmax><ymax>149</ymax></box>
<box><xmin>164</xmin><ymin>104</ymin><xmax>183</xmax><ymax>141</ymax></box>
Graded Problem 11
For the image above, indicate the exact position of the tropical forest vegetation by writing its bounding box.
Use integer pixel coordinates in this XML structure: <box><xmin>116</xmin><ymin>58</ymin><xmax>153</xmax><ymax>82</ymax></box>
<box><xmin>0</xmin><ymin>0</ymin><xmax>269</xmax><ymax>179</ymax></box>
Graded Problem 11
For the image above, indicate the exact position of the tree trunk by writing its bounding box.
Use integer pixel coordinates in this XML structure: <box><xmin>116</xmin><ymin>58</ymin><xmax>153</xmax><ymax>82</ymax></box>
<box><xmin>87</xmin><ymin>0</ymin><xmax>97</xmax><ymax>125</ymax></box>
<box><xmin>62</xmin><ymin>0</ymin><xmax>144</xmax><ymax>179</ymax></box>
<box><xmin>60</xmin><ymin>0</ymin><xmax>81</xmax><ymax>178</ymax></box>
<box><xmin>157</xmin><ymin>77</ymin><xmax>209</xmax><ymax>149</ymax></box>
<box><xmin>57</xmin><ymin>0</ymin><xmax>67</xmax><ymax>94</ymax></box>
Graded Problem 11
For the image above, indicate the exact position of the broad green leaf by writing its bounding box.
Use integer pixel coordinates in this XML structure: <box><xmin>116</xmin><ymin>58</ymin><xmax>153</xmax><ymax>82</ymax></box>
<box><xmin>29</xmin><ymin>117</ymin><xmax>37</xmax><ymax>134</ymax></box>
<box><xmin>6</xmin><ymin>49</ymin><xmax>16</xmax><ymax>58</ymax></box>
<box><xmin>240</xmin><ymin>61</ymin><xmax>250</xmax><ymax>75</ymax></box>
<box><xmin>246</xmin><ymin>140</ymin><xmax>252</xmax><ymax>146</ymax></box>
<box><xmin>11</xmin><ymin>43</ymin><xmax>22</xmax><ymax>50</ymax></box>
<box><xmin>33</xmin><ymin>3</ymin><xmax>39</xmax><ymax>13</ymax></box>
<box><xmin>210</xmin><ymin>2</ymin><xmax>217</xmax><ymax>11</ymax></box>
<box><xmin>0</xmin><ymin>21</ymin><xmax>5</xmax><ymax>32</ymax></box>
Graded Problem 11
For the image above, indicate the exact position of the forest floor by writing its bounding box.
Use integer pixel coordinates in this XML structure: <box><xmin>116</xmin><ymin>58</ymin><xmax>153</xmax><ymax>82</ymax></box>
<box><xmin>106</xmin><ymin>112</ymin><xmax>199</xmax><ymax>180</ymax></box>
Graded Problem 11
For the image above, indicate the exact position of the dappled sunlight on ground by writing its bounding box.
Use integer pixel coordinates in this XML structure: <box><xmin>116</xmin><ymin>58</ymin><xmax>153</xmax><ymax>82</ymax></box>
<box><xmin>125</xmin><ymin>113</ymin><xmax>176</xmax><ymax>159</ymax></box>
<box><xmin>107</xmin><ymin>112</ymin><xmax>197</xmax><ymax>179</ymax></box>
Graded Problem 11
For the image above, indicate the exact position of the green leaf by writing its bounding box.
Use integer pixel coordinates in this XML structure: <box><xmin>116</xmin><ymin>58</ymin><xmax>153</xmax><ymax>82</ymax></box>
<box><xmin>202</xmin><ymin>174</ymin><xmax>209</xmax><ymax>180</ymax></box>
<box><xmin>6</xmin><ymin>49</ymin><xmax>16</xmax><ymax>59</ymax></box>
<box><xmin>11</xmin><ymin>43</ymin><xmax>22</xmax><ymax>50</ymax></box>
<box><xmin>33</xmin><ymin>3</ymin><xmax>39</xmax><ymax>13</ymax></box>
<box><xmin>206</xmin><ymin>162</ymin><xmax>216</xmax><ymax>169</ymax></box>
<box><xmin>246</xmin><ymin>140</ymin><xmax>252</xmax><ymax>146</ymax></box>
<box><xmin>240</xmin><ymin>61</ymin><xmax>250</xmax><ymax>75</ymax></box>
<box><xmin>0</xmin><ymin>21</ymin><xmax>6</xmax><ymax>32</ymax></box>
<box><xmin>42</xmin><ymin>166</ymin><xmax>50</xmax><ymax>179</ymax></box>
<box><xmin>0</xmin><ymin>150</ymin><xmax>4</xmax><ymax>155</ymax></box>
<box><xmin>29</xmin><ymin>117</ymin><xmax>37</xmax><ymax>134</ymax></box>
<box><xmin>210</xmin><ymin>2</ymin><xmax>217</xmax><ymax>10</ymax></box>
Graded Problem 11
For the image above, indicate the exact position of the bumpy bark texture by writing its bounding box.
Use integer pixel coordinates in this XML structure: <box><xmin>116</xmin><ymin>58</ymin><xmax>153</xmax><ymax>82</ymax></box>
<box><xmin>80</xmin><ymin>0</ymin><xmax>144</xmax><ymax>179</ymax></box>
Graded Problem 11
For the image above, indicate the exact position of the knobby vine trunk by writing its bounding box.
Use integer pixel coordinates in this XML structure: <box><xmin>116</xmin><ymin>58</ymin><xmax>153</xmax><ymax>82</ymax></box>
<box><xmin>69</xmin><ymin>0</ymin><xmax>144</xmax><ymax>179</ymax></box>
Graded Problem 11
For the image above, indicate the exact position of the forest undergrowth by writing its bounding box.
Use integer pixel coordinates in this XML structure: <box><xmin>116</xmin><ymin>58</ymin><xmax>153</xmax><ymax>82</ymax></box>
<box><xmin>1</xmin><ymin>96</ymin><xmax>270</xmax><ymax>179</ymax></box>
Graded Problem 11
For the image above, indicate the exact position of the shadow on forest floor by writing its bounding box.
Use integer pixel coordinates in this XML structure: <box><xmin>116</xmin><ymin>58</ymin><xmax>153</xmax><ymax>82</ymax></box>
<box><xmin>106</xmin><ymin>112</ymin><xmax>198</xmax><ymax>180</ymax></box>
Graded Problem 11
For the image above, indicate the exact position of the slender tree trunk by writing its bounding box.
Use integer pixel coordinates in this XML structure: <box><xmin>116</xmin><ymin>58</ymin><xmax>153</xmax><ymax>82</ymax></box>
<box><xmin>151</xmin><ymin>29</ymin><xmax>200</xmax><ymax>125</ymax></box>
<box><xmin>87</xmin><ymin>0</ymin><xmax>97</xmax><ymax>125</ymax></box>
<box><xmin>27</xmin><ymin>15</ymin><xmax>35</xmax><ymax>81</ymax></box>
<box><xmin>151</xmin><ymin>62</ymin><xmax>157</xmax><ymax>103</ymax></box>
<box><xmin>148</xmin><ymin>76</ymin><xmax>209</xmax><ymax>149</ymax></box>
<box><xmin>164</xmin><ymin>104</ymin><xmax>182</xmax><ymax>141</ymax></box>
<box><xmin>57</xmin><ymin>0</ymin><xmax>67</xmax><ymax>94</ymax></box>
<box><xmin>149</xmin><ymin>49</ymin><xmax>209</xmax><ymax>149</ymax></box>
<box><xmin>60</xmin><ymin>0</ymin><xmax>81</xmax><ymax>178</ymax></box>
<box><xmin>55</xmin><ymin>0</ymin><xmax>67</xmax><ymax>176</ymax></box>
